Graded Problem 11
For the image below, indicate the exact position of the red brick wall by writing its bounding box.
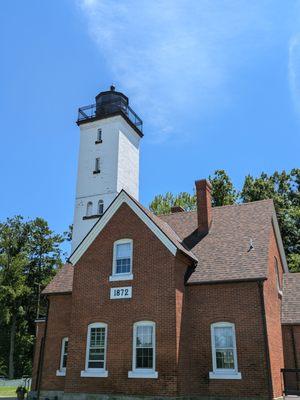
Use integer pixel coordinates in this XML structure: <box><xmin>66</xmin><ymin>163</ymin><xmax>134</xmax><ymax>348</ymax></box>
<box><xmin>40</xmin><ymin>294</ymin><xmax>72</xmax><ymax>391</ymax></box>
<box><xmin>282</xmin><ymin>325</ymin><xmax>300</xmax><ymax>368</ymax></box>
<box><xmin>32</xmin><ymin>321</ymin><xmax>45</xmax><ymax>390</ymax></box>
<box><xmin>64</xmin><ymin>203</ymin><xmax>188</xmax><ymax>396</ymax></box>
<box><xmin>178</xmin><ymin>281</ymin><xmax>270</xmax><ymax>399</ymax></box>
<box><xmin>264</xmin><ymin>226</ymin><xmax>285</xmax><ymax>398</ymax></box>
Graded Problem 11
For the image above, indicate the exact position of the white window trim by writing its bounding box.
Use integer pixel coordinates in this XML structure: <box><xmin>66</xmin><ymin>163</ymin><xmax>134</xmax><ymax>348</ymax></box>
<box><xmin>209</xmin><ymin>322</ymin><xmax>241</xmax><ymax>380</ymax></box>
<box><xmin>56</xmin><ymin>337</ymin><xmax>68</xmax><ymax>377</ymax></box>
<box><xmin>80</xmin><ymin>322</ymin><xmax>108</xmax><ymax>378</ymax></box>
<box><xmin>275</xmin><ymin>257</ymin><xmax>283</xmax><ymax>296</ymax></box>
<box><xmin>86</xmin><ymin>201</ymin><xmax>93</xmax><ymax>217</ymax></box>
<box><xmin>128</xmin><ymin>321</ymin><xmax>158</xmax><ymax>379</ymax></box>
<box><xmin>109</xmin><ymin>239</ymin><xmax>133</xmax><ymax>282</ymax></box>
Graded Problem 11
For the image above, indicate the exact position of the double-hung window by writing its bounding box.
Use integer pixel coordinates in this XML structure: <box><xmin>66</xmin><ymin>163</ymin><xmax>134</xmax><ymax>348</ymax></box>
<box><xmin>81</xmin><ymin>323</ymin><xmax>108</xmax><ymax>378</ymax></box>
<box><xmin>128</xmin><ymin>321</ymin><xmax>157</xmax><ymax>379</ymax></box>
<box><xmin>109</xmin><ymin>239</ymin><xmax>133</xmax><ymax>281</ymax></box>
<box><xmin>56</xmin><ymin>337</ymin><xmax>68</xmax><ymax>376</ymax></box>
<box><xmin>209</xmin><ymin>322</ymin><xmax>241</xmax><ymax>379</ymax></box>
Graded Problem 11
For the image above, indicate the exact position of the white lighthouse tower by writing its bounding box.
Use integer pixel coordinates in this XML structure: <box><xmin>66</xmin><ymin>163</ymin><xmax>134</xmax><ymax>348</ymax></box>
<box><xmin>71</xmin><ymin>86</ymin><xmax>143</xmax><ymax>251</ymax></box>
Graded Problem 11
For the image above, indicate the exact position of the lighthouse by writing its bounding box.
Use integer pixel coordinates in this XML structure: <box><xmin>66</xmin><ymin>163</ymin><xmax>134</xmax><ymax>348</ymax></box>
<box><xmin>71</xmin><ymin>86</ymin><xmax>143</xmax><ymax>251</ymax></box>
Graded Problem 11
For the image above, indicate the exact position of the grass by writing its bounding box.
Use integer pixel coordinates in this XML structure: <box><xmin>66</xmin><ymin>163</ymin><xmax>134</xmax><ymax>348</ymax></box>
<box><xmin>0</xmin><ymin>386</ymin><xmax>16</xmax><ymax>397</ymax></box>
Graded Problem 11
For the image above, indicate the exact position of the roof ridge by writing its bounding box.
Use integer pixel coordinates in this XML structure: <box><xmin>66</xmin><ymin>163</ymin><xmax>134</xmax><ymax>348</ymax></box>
<box><xmin>157</xmin><ymin>199</ymin><xmax>274</xmax><ymax>218</ymax></box>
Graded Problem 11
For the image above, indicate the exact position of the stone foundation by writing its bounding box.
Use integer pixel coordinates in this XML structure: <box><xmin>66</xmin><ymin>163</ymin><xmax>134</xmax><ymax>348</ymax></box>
<box><xmin>28</xmin><ymin>391</ymin><xmax>278</xmax><ymax>400</ymax></box>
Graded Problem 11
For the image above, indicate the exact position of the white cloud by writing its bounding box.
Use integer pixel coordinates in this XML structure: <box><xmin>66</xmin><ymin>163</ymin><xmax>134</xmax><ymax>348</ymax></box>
<box><xmin>289</xmin><ymin>33</ymin><xmax>300</xmax><ymax>116</ymax></box>
<box><xmin>77</xmin><ymin>0</ymin><xmax>292</xmax><ymax>141</ymax></box>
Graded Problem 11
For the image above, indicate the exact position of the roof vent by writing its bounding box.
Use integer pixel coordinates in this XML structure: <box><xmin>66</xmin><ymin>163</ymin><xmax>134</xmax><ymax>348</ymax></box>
<box><xmin>110</xmin><ymin>84</ymin><xmax>116</xmax><ymax>91</ymax></box>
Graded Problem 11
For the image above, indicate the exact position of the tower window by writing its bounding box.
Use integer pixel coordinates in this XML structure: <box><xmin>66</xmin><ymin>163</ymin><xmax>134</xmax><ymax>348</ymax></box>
<box><xmin>96</xmin><ymin>129</ymin><xmax>102</xmax><ymax>143</ymax></box>
<box><xmin>98</xmin><ymin>200</ymin><xmax>104</xmax><ymax>216</ymax></box>
<box><xmin>93</xmin><ymin>158</ymin><xmax>100</xmax><ymax>174</ymax></box>
<box><xmin>86</xmin><ymin>202</ymin><xmax>93</xmax><ymax>217</ymax></box>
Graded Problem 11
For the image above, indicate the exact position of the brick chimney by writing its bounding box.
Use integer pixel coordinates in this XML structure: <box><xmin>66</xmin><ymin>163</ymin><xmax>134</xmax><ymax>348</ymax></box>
<box><xmin>195</xmin><ymin>179</ymin><xmax>212</xmax><ymax>234</ymax></box>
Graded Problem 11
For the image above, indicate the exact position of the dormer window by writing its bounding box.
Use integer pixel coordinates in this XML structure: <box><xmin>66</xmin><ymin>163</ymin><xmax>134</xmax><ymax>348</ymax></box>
<box><xmin>109</xmin><ymin>239</ymin><xmax>133</xmax><ymax>281</ymax></box>
<box><xmin>93</xmin><ymin>158</ymin><xmax>100</xmax><ymax>174</ymax></box>
<box><xmin>96</xmin><ymin>129</ymin><xmax>102</xmax><ymax>144</ymax></box>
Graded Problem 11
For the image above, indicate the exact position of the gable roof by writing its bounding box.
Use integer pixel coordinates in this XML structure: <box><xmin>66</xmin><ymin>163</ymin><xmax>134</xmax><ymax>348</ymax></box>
<box><xmin>282</xmin><ymin>273</ymin><xmax>300</xmax><ymax>324</ymax></box>
<box><xmin>69</xmin><ymin>190</ymin><xmax>197</xmax><ymax>266</ymax></box>
<box><xmin>42</xmin><ymin>263</ymin><xmax>73</xmax><ymax>295</ymax></box>
<box><xmin>44</xmin><ymin>197</ymin><xmax>287</xmax><ymax>295</ymax></box>
<box><xmin>160</xmin><ymin>199</ymin><xmax>287</xmax><ymax>283</ymax></box>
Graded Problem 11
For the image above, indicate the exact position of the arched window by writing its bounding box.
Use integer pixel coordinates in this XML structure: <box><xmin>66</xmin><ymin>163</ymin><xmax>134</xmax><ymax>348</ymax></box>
<box><xmin>209</xmin><ymin>322</ymin><xmax>241</xmax><ymax>379</ymax></box>
<box><xmin>98</xmin><ymin>200</ymin><xmax>104</xmax><ymax>216</ymax></box>
<box><xmin>86</xmin><ymin>201</ymin><xmax>93</xmax><ymax>217</ymax></box>
<box><xmin>128</xmin><ymin>321</ymin><xmax>157</xmax><ymax>379</ymax></box>
<box><xmin>275</xmin><ymin>257</ymin><xmax>282</xmax><ymax>295</ymax></box>
<box><xmin>80</xmin><ymin>323</ymin><xmax>108</xmax><ymax>378</ymax></box>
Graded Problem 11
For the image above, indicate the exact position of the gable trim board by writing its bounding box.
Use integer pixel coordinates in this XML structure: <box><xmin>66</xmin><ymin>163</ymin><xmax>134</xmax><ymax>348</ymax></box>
<box><xmin>69</xmin><ymin>190</ymin><xmax>192</xmax><ymax>266</ymax></box>
<box><xmin>271</xmin><ymin>211</ymin><xmax>288</xmax><ymax>273</ymax></box>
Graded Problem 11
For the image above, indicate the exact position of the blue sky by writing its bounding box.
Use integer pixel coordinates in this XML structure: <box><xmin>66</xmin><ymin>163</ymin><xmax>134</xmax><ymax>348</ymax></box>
<box><xmin>0</xmin><ymin>0</ymin><xmax>299</xmax><ymax>253</ymax></box>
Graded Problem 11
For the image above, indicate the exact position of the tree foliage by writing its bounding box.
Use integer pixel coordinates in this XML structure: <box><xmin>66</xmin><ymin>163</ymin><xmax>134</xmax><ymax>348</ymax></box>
<box><xmin>150</xmin><ymin>169</ymin><xmax>300</xmax><ymax>272</ymax></box>
<box><xmin>0</xmin><ymin>216</ymin><xmax>64</xmax><ymax>378</ymax></box>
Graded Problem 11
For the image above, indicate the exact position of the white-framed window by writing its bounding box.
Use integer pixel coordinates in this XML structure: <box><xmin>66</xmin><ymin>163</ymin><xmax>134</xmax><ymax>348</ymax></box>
<box><xmin>80</xmin><ymin>323</ymin><xmax>108</xmax><ymax>378</ymax></box>
<box><xmin>128</xmin><ymin>321</ymin><xmax>158</xmax><ymax>379</ymax></box>
<box><xmin>94</xmin><ymin>157</ymin><xmax>100</xmax><ymax>173</ymax></box>
<box><xmin>98</xmin><ymin>199</ymin><xmax>104</xmax><ymax>216</ymax></box>
<box><xmin>109</xmin><ymin>239</ymin><xmax>133</xmax><ymax>281</ymax></box>
<box><xmin>86</xmin><ymin>201</ymin><xmax>93</xmax><ymax>217</ymax></box>
<box><xmin>97</xmin><ymin>128</ymin><xmax>102</xmax><ymax>142</ymax></box>
<box><xmin>209</xmin><ymin>322</ymin><xmax>241</xmax><ymax>380</ymax></box>
<box><xmin>56</xmin><ymin>337</ymin><xmax>68</xmax><ymax>376</ymax></box>
<box><xmin>275</xmin><ymin>257</ymin><xmax>283</xmax><ymax>295</ymax></box>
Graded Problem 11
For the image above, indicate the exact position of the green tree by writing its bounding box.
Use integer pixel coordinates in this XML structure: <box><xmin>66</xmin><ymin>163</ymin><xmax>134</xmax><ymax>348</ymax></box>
<box><xmin>0</xmin><ymin>216</ymin><xmax>65</xmax><ymax>378</ymax></box>
<box><xmin>149</xmin><ymin>170</ymin><xmax>236</xmax><ymax>214</ymax></box>
<box><xmin>241</xmin><ymin>169</ymin><xmax>300</xmax><ymax>272</ymax></box>
<box><xmin>209</xmin><ymin>170</ymin><xmax>237</xmax><ymax>206</ymax></box>
<box><xmin>0</xmin><ymin>216</ymin><xmax>30</xmax><ymax>379</ymax></box>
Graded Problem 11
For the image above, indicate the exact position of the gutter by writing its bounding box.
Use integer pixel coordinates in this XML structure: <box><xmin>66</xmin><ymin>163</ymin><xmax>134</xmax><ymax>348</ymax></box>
<box><xmin>187</xmin><ymin>277</ymin><xmax>267</xmax><ymax>286</ymax></box>
<box><xmin>258</xmin><ymin>281</ymin><xmax>273</xmax><ymax>400</ymax></box>
<box><xmin>36</xmin><ymin>297</ymin><xmax>50</xmax><ymax>400</ymax></box>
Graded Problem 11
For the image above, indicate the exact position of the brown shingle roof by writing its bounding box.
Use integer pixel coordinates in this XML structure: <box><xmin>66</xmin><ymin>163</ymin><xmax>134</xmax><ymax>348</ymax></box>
<box><xmin>42</xmin><ymin>263</ymin><xmax>73</xmax><ymax>295</ymax></box>
<box><xmin>282</xmin><ymin>273</ymin><xmax>300</xmax><ymax>324</ymax></box>
<box><xmin>126</xmin><ymin>192</ymin><xmax>198</xmax><ymax>262</ymax></box>
<box><xmin>44</xmin><ymin>198</ymin><xmax>278</xmax><ymax>294</ymax></box>
<box><xmin>160</xmin><ymin>199</ymin><xmax>275</xmax><ymax>283</ymax></box>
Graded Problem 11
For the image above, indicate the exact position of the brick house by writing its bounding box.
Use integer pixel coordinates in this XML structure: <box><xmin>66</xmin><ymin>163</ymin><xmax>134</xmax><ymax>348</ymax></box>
<box><xmin>31</xmin><ymin>87</ymin><xmax>300</xmax><ymax>400</ymax></box>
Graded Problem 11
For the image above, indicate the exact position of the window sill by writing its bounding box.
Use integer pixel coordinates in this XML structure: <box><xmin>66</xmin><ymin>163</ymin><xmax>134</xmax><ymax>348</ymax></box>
<box><xmin>80</xmin><ymin>370</ymin><xmax>108</xmax><ymax>378</ymax></box>
<box><xmin>209</xmin><ymin>371</ymin><xmax>242</xmax><ymax>380</ymax></box>
<box><xmin>128</xmin><ymin>370</ymin><xmax>158</xmax><ymax>379</ymax></box>
<box><xmin>109</xmin><ymin>274</ymin><xmax>133</xmax><ymax>282</ymax></box>
<box><xmin>83</xmin><ymin>214</ymin><xmax>101</xmax><ymax>220</ymax></box>
<box><xmin>56</xmin><ymin>370</ymin><xmax>66</xmax><ymax>377</ymax></box>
